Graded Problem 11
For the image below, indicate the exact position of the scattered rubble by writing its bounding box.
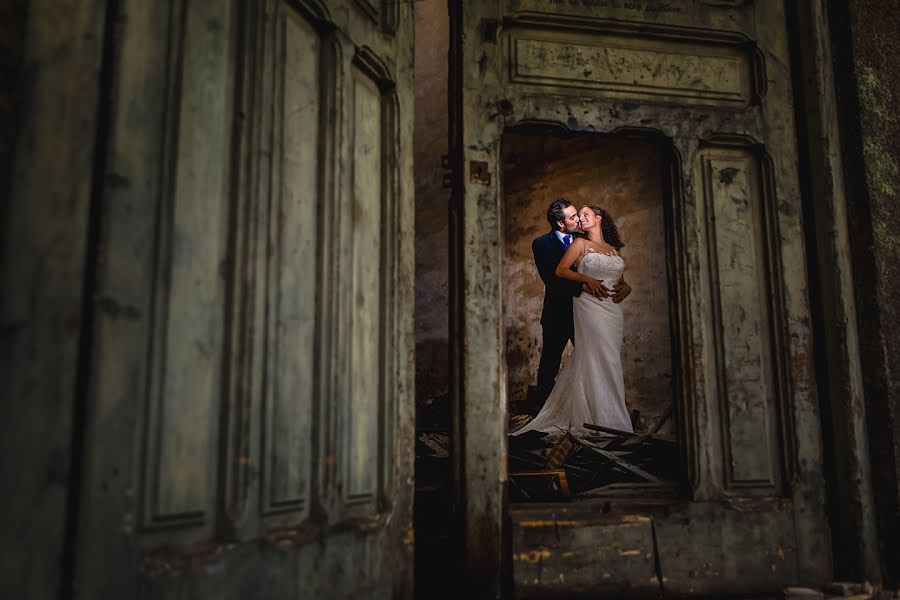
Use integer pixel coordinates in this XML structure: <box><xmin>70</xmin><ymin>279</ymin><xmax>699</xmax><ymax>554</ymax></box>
<box><xmin>508</xmin><ymin>420</ymin><xmax>681</xmax><ymax>501</ymax></box>
<box><xmin>416</xmin><ymin>396</ymin><xmax>682</xmax><ymax>502</ymax></box>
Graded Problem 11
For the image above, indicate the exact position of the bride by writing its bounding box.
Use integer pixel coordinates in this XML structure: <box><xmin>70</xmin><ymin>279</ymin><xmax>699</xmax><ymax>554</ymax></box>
<box><xmin>514</xmin><ymin>205</ymin><xmax>633</xmax><ymax>436</ymax></box>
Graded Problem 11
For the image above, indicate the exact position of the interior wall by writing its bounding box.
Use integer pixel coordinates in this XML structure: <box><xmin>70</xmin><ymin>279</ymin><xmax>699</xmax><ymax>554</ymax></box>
<box><xmin>502</xmin><ymin>133</ymin><xmax>673</xmax><ymax>433</ymax></box>
<box><xmin>414</xmin><ymin>0</ymin><xmax>450</xmax><ymax>413</ymax></box>
<box><xmin>413</xmin><ymin>1</ymin><xmax>452</xmax><ymax>596</ymax></box>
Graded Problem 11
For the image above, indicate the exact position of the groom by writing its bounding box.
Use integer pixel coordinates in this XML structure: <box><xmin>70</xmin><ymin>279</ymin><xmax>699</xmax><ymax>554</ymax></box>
<box><xmin>531</xmin><ymin>198</ymin><xmax>631</xmax><ymax>408</ymax></box>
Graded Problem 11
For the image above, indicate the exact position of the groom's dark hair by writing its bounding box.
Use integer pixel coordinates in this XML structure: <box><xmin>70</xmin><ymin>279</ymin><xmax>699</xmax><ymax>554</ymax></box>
<box><xmin>547</xmin><ymin>198</ymin><xmax>572</xmax><ymax>231</ymax></box>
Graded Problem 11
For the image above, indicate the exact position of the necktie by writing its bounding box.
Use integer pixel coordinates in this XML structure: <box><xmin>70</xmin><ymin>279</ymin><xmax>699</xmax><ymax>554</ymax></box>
<box><xmin>563</xmin><ymin>234</ymin><xmax>571</xmax><ymax>249</ymax></box>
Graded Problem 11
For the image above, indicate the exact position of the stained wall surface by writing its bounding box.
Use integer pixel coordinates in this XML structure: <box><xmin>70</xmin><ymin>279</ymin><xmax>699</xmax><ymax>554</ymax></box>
<box><xmin>502</xmin><ymin>133</ymin><xmax>673</xmax><ymax>433</ymax></box>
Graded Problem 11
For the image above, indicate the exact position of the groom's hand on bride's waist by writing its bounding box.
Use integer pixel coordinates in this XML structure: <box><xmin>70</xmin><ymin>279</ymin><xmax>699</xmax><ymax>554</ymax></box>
<box><xmin>611</xmin><ymin>280</ymin><xmax>632</xmax><ymax>304</ymax></box>
<box><xmin>584</xmin><ymin>281</ymin><xmax>610</xmax><ymax>300</ymax></box>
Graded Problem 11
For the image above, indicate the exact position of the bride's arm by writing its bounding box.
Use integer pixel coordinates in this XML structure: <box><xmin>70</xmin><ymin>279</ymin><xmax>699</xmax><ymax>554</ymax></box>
<box><xmin>554</xmin><ymin>239</ymin><xmax>606</xmax><ymax>297</ymax></box>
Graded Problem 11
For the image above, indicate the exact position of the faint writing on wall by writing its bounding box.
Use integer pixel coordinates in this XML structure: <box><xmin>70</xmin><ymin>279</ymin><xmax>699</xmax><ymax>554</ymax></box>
<box><xmin>512</xmin><ymin>37</ymin><xmax>749</xmax><ymax>106</ymax></box>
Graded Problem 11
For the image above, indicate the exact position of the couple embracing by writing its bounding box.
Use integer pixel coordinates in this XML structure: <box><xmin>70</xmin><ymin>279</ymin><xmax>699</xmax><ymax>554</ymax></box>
<box><xmin>515</xmin><ymin>198</ymin><xmax>634</xmax><ymax>436</ymax></box>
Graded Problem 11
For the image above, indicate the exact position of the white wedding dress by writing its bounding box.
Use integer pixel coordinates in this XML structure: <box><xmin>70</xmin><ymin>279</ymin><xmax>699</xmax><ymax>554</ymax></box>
<box><xmin>515</xmin><ymin>247</ymin><xmax>633</xmax><ymax>436</ymax></box>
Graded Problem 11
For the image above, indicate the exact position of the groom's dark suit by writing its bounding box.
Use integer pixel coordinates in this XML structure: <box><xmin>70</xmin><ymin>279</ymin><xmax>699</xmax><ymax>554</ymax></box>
<box><xmin>532</xmin><ymin>230</ymin><xmax>583</xmax><ymax>395</ymax></box>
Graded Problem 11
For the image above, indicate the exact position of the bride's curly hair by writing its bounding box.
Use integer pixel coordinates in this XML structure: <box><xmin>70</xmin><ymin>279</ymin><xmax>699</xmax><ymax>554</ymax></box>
<box><xmin>588</xmin><ymin>206</ymin><xmax>625</xmax><ymax>250</ymax></box>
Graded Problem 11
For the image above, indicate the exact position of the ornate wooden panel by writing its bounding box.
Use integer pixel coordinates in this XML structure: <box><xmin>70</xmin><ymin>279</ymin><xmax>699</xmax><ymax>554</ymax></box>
<box><xmin>695</xmin><ymin>144</ymin><xmax>786</xmax><ymax>495</ymax></box>
<box><xmin>508</xmin><ymin>29</ymin><xmax>755</xmax><ymax>107</ymax></box>
<box><xmin>347</xmin><ymin>66</ymin><xmax>383</xmax><ymax>506</ymax></box>
<box><xmin>343</xmin><ymin>49</ymin><xmax>399</xmax><ymax>515</ymax></box>
<box><xmin>139</xmin><ymin>0</ymin><xmax>233</xmax><ymax>533</ymax></box>
<box><xmin>259</xmin><ymin>0</ymin><xmax>325</xmax><ymax>520</ymax></box>
<box><xmin>73</xmin><ymin>0</ymin><xmax>415</xmax><ymax>596</ymax></box>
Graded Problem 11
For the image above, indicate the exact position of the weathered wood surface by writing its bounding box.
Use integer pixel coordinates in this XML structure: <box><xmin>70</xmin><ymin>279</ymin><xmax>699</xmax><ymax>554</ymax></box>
<box><xmin>511</xmin><ymin>507</ymin><xmax>660</xmax><ymax>599</ymax></box>
<box><xmin>0</xmin><ymin>2</ymin><xmax>107</xmax><ymax>598</ymax></box>
<box><xmin>789</xmin><ymin>0</ymin><xmax>882</xmax><ymax>583</ymax></box>
<box><xmin>454</xmin><ymin>0</ymin><xmax>833</xmax><ymax>595</ymax></box>
<box><xmin>61</xmin><ymin>0</ymin><xmax>417</xmax><ymax>598</ymax></box>
<box><xmin>511</xmin><ymin>500</ymin><xmax>799</xmax><ymax>598</ymax></box>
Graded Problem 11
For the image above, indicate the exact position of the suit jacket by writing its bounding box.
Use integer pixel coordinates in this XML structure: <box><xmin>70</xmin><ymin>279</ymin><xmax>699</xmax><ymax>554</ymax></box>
<box><xmin>532</xmin><ymin>231</ymin><xmax>583</xmax><ymax>327</ymax></box>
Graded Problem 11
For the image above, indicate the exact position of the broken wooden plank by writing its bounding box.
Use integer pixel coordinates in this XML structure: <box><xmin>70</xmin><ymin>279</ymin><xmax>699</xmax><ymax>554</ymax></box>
<box><xmin>579</xmin><ymin>440</ymin><xmax>664</xmax><ymax>484</ymax></box>
<box><xmin>582</xmin><ymin>422</ymin><xmax>633</xmax><ymax>436</ymax></box>
<box><xmin>417</xmin><ymin>433</ymin><xmax>449</xmax><ymax>458</ymax></box>
<box><xmin>544</xmin><ymin>431</ymin><xmax>575</xmax><ymax>469</ymax></box>
<box><xmin>577</xmin><ymin>482</ymin><xmax>678</xmax><ymax>499</ymax></box>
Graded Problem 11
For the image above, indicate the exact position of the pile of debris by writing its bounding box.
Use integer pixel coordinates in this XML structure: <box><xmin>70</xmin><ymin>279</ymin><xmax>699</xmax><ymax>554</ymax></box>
<box><xmin>414</xmin><ymin>385</ymin><xmax>682</xmax><ymax>503</ymax></box>
<box><xmin>508</xmin><ymin>422</ymin><xmax>681</xmax><ymax>501</ymax></box>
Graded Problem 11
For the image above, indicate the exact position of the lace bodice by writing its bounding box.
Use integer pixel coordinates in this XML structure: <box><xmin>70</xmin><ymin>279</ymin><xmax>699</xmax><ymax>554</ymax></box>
<box><xmin>578</xmin><ymin>247</ymin><xmax>624</xmax><ymax>286</ymax></box>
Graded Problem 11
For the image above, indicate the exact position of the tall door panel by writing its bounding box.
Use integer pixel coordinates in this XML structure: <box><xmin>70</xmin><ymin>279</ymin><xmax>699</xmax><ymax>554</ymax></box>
<box><xmin>452</xmin><ymin>0</ymin><xmax>829</xmax><ymax>596</ymax></box>
<box><xmin>75</xmin><ymin>0</ymin><xmax>414</xmax><ymax>597</ymax></box>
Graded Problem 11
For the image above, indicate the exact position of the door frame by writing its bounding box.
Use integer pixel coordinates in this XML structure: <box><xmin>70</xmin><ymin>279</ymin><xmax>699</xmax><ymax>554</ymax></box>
<box><xmin>495</xmin><ymin>122</ymin><xmax>691</xmax><ymax>492</ymax></box>
<box><xmin>447</xmin><ymin>1</ymin><xmax>882</xmax><ymax>595</ymax></box>
<box><xmin>785</xmin><ymin>0</ymin><xmax>882</xmax><ymax>583</ymax></box>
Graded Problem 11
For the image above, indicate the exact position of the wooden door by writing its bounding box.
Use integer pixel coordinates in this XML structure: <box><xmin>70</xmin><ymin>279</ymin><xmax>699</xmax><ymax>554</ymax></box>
<box><xmin>73</xmin><ymin>0</ymin><xmax>414</xmax><ymax>597</ymax></box>
<box><xmin>451</xmin><ymin>1</ymin><xmax>830</xmax><ymax>596</ymax></box>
